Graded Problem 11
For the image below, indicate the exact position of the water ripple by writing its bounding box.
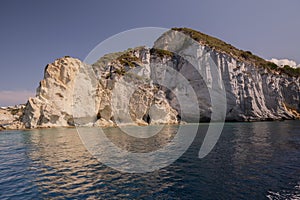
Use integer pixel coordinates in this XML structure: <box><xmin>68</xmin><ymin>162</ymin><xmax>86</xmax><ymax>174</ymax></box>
<box><xmin>0</xmin><ymin>121</ymin><xmax>299</xmax><ymax>199</ymax></box>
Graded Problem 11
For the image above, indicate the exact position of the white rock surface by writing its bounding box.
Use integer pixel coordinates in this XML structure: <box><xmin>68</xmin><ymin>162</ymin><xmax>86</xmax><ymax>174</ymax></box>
<box><xmin>154</xmin><ymin>30</ymin><xmax>300</xmax><ymax>121</ymax></box>
<box><xmin>21</xmin><ymin>51</ymin><xmax>179</xmax><ymax>129</ymax></box>
<box><xmin>0</xmin><ymin>105</ymin><xmax>25</xmax><ymax>130</ymax></box>
<box><xmin>22</xmin><ymin>57</ymin><xmax>83</xmax><ymax>128</ymax></box>
<box><xmin>1</xmin><ymin>31</ymin><xmax>298</xmax><ymax>131</ymax></box>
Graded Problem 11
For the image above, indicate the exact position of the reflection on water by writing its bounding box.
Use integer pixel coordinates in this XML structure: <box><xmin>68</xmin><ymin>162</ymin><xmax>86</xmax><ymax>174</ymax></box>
<box><xmin>0</xmin><ymin>121</ymin><xmax>299</xmax><ymax>199</ymax></box>
<box><xmin>77</xmin><ymin>124</ymin><xmax>200</xmax><ymax>173</ymax></box>
<box><xmin>231</xmin><ymin>122</ymin><xmax>274</xmax><ymax>167</ymax></box>
<box><xmin>18</xmin><ymin>127</ymin><xmax>188</xmax><ymax>199</ymax></box>
<box><xmin>103</xmin><ymin>125</ymin><xmax>178</xmax><ymax>153</ymax></box>
<box><xmin>28</xmin><ymin>128</ymin><xmax>103</xmax><ymax>198</ymax></box>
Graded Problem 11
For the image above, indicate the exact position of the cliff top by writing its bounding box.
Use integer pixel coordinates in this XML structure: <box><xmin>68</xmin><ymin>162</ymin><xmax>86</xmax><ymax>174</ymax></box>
<box><xmin>93</xmin><ymin>28</ymin><xmax>299</xmax><ymax>77</ymax></box>
<box><xmin>172</xmin><ymin>28</ymin><xmax>300</xmax><ymax>77</ymax></box>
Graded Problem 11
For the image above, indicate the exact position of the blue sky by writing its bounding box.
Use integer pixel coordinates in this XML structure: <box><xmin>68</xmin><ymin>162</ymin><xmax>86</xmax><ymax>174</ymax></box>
<box><xmin>0</xmin><ymin>0</ymin><xmax>299</xmax><ymax>106</ymax></box>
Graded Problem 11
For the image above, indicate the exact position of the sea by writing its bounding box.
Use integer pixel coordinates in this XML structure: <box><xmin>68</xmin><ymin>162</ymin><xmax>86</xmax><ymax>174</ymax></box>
<box><xmin>0</xmin><ymin>121</ymin><xmax>299</xmax><ymax>199</ymax></box>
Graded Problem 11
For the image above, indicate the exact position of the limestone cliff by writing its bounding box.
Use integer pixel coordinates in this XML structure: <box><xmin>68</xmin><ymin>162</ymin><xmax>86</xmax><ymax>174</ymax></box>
<box><xmin>22</xmin><ymin>57</ymin><xmax>83</xmax><ymax>128</ymax></box>
<box><xmin>153</xmin><ymin>28</ymin><xmax>300</xmax><ymax>121</ymax></box>
<box><xmin>21</xmin><ymin>51</ymin><xmax>179</xmax><ymax>128</ymax></box>
<box><xmin>0</xmin><ymin>28</ymin><xmax>299</xmax><ymax>130</ymax></box>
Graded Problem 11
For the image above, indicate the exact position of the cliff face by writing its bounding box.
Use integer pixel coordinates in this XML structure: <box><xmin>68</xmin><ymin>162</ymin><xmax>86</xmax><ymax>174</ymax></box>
<box><xmin>2</xmin><ymin>28</ymin><xmax>299</xmax><ymax>130</ymax></box>
<box><xmin>153</xmin><ymin>30</ymin><xmax>300</xmax><ymax>121</ymax></box>
<box><xmin>21</xmin><ymin>51</ymin><xmax>179</xmax><ymax>128</ymax></box>
<box><xmin>22</xmin><ymin>57</ymin><xmax>84</xmax><ymax>128</ymax></box>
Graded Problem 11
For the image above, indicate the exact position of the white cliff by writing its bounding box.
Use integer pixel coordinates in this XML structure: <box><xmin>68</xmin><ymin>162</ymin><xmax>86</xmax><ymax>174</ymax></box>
<box><xmin>153</xmin><ymin>28</ymin><xmax>300</xmax><ymax>121</ymax></box>
<box><xmin>21</xmin><ymin>49</ymin><xmax>179</xmax><ymax>129</ymax></box>
<box><xmin>0</xmin><ymin>28</ymin><xmax>299</xmax><ymax>131</ymax></box>
<box><xmin>22</xmin><ymin>57</ymin><xmax>84</xmax><ymax>128</ymax></box>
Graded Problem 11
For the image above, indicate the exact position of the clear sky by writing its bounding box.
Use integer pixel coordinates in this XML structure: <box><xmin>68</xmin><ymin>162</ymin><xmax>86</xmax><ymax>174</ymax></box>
<box><xmin>0</xmin><ymin>0</ymin><xmax>299</xmax><ymax>106</ymax></box>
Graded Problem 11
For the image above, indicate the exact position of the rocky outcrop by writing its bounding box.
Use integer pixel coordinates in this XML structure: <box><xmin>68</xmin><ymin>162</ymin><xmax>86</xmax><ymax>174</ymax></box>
<box><xmin>1</xmin><ymin>28</ymin><xmax>299</xmax><ymax>131</ymax></box>
<box><xmin>22</xmin><ymin>57</ymin><xmax>83</xmax><ymax>128</ymax></box>
<box><xmin>91</xmin><ymin>47</ymin><xmax>179</xmax><ymax>127</ymax></box>
<box><xmin>21</xmin><ymin>51</ymin><xmax>179</xmax><ymax>129</ymax></box>
<box><xmin>0</xmin><ymin>105</ymin><xmax>25</xmax><ymax>130</ymax></box>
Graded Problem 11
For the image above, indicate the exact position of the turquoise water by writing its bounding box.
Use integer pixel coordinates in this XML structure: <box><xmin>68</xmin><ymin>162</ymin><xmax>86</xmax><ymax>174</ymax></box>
<box><xmin>0</xmin><ymin>121</ymin><xmax>299</xmax><ymax>199</ymax></box>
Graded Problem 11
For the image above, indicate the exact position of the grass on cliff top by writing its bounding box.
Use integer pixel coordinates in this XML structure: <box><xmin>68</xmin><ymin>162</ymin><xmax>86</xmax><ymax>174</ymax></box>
<box><xmin>116</xmin><ymin>47</ymin><xmax>175</xmax><ymax>67</ymax></box>
<box><xmin>92</xmin><ymin>47</ymin><xmax>144</xmax><ymax>72</ymax></box>
<box><xmin>172</xmin><ymin>27</ymin><xmax>300</xmax><ymax>77</ymax></box>
<box><xmin>280</xmin><ymin>65</ymin><xmax>300</xmax><ymax>77</ymax></box>
<box><xmin>117</xmin><ymin>52</ymin><xmax>140</xmax><ymax>68</ymax></box>
<box><xmin>150</xmin><ymin>48</ymin><xmax>174</xmax><ymax>59</ymax></box>
<box><xmin>92</xmin><ymin>52</ymin><xmax>124</xmax><ymax>70</ymax></box>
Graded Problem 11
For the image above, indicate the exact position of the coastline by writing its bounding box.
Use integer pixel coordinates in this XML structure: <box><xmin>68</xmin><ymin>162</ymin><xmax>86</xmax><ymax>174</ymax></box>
<box><xmin>1</xmin><ymin>29</ymin><xmax>299</xmax><ymax>131</ymax></box>
<box><xmin>1</xmin><ymin>104</ymin><xmax>299</xmax><ymax>132</ymax></box>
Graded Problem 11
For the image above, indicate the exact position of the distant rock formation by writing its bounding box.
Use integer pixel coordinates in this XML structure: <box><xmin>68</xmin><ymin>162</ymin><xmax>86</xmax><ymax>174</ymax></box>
<box><xmin>0</xmin><ymin>28</ymin><xmax>299</xmax><ymax>130</ymax></box>
<box><xmin>0</xmin><ymin>105</ymin><xmax>25</xmax><ymax>130</ymax></box>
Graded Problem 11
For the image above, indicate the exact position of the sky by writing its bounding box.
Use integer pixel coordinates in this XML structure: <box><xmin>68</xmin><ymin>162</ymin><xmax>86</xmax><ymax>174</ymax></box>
<box><xmin>0</xmin><ymin>0</ymin><xmax>299</xmax><ymax>106</ymax></box>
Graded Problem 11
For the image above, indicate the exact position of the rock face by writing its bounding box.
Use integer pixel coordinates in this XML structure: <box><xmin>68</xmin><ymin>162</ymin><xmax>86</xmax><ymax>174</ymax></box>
<box><xmin>21</xmin><ymin>52</ymin><xmax>179</xmax><ymax>129</ymax></box>
<box><xmin>0</xmin><ymin>105</ymin><xmax>25</xmax><ymax>130</ymax></box>
<box><xmin>153</xmin><ymin>29</ymin><xmax>300</xmax><ymax>121</ymax></box>
<box><xmin>22</xmin><ymin>57</ymin><xmax>83</xmax><ymax>128</ymax></box>
<box><xmin>1</xmin><ymin>28</ymin><xmax>299</xmax><ymax>130</ymax></box>
<box><xmin>90</xmin><ymin>47</ymin><xmax>179</xmax><ymax>127</ymax></box>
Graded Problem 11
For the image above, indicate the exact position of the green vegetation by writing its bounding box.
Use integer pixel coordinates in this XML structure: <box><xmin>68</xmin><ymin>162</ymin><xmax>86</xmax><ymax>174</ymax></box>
<box><xmin>280</xmin><ymin>65</ymin><xmax>300</xmax><ymax>77</ymax></box>
<box><xmin>172</xmin><ymin>27</ymin><xmax>239</xmax><ymax>55</ymax></box>
<box><xmin>92</xmin><ymin>29</ymin><xmax>299</xmax><ymax>77</ymax></box>
<box><xmin>92</xmin><ymin>52</ymin><xmax>124</xmax><ymax>70</ymax></box>
<box><xmin>267</xmin><ymin>62</ymin><xmax>279</xmax><ymax>70</ymax></box>
<box><xmin>117</xmin><ymin>52</ymin><xmax>140</xmax><ymax>68</ymax></box>
<box><xmin>171</xmin><ymin>28</ymin><xmax>299</xmax><ymax>76</ymax></box>
<box><xmin>150</xmin><ymin>48</ymin><xmax>174</xmax><ymax>58</ymax></box>
<box><xmin>93</xmin><ymin>47</ymin><xmax>145</xmax><ymax>70</ymax></box>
